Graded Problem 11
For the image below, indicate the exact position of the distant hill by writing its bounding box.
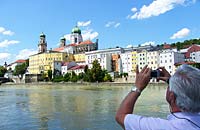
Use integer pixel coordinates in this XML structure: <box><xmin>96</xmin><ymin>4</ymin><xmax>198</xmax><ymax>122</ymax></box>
<box><xmin>162</xmin><ymin>38</ymin><xmax>200</xmax><ymax>50</ymax></box>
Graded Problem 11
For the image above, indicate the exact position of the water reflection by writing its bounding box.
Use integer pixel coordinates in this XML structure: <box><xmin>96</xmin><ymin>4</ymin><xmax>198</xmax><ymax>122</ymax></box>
<box><xmin>0</xmin><ymin>84</ymin><xmax>169</xmax><ymax>130</ymax></box>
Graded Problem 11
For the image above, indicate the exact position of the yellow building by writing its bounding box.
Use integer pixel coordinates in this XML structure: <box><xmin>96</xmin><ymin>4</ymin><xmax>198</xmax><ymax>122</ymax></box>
<box><xmin>131</xmin><ymin>51</ymin><xmax>137</xmax><ymax>72</ymax></box>
<box><xmin>29</xmin><ymin>51</ymin><xmax>69</xmax><ymax>75</ymax></box>
<box><xmin>73</xmin><ymin>53</ymin><xmax>85</xmax><ymax>62</ymax></box>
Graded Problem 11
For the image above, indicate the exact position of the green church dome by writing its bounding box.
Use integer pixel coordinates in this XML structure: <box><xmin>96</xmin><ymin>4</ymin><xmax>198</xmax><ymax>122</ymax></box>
<box><xmin>40</xmin><ymin>32</ymin><xmax>46</xmax><ymax>37</ymax></box>
<box><xmin>71</xmin><ymin>26</ymin><xmax>81</xmax><ymax>34</ymax></box>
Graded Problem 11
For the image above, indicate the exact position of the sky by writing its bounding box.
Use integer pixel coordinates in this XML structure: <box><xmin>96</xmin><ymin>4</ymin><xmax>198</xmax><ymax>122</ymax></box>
<box><xmin>0</xmin><ymin>0</ymin><xmax>199</xmax><ymax>65</ymax></box>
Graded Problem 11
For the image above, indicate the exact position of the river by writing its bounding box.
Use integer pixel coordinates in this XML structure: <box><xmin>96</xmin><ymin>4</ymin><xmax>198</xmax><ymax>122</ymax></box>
<box><xmin>0</xmin><ymin>83</ymin><xmax>169</xmax><ymax>130</ymax></box>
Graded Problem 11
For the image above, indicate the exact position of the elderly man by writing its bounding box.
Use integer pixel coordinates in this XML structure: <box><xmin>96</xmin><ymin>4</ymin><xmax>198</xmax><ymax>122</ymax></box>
<box><xmin>115</xmin><ymin>64</ymin><xmax>200</xmax><ymax>130</ymax></box>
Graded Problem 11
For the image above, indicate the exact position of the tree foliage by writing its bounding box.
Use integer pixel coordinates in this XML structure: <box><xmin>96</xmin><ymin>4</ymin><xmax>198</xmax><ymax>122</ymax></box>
<box><xmin>70</xmin><ymin>71</ymin><xmax>78</xmax><ymax>82</ymax></box>
<box><xmin>104</xmin><ymin>73</ymin><xmax>112</xmax><ymax>82</ymax></box>
<box><xmin>0</xmin><ymin>66</ymin><xmax>7</xmax><ymax>77</ymax></box>
<box><xmin>63</xmin><ymin>72</ymin><xmax>71</xmax><ymax>82</ymax></box>
<box><xmin>52</xmin><ymin>60</ymin><xmax>112</xmax><ymax>83</ymax></box>
<box><xmin>13</xmin><ymin>63</ymin><xmax>28</xmax><ymax>80</ymax></box>
<box><xmin>165</xmin><ymin>38</ymin><xmax>200</xmax><ymax>50</ymax></box>
<box><xmin>47</xmin><ymin>70</ymin><xmax>52</xmax><ymax>81</ymax></box>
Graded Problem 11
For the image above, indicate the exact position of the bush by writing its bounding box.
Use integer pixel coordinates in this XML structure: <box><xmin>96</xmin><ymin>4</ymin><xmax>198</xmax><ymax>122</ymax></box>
<box><xmin>52</xmin><ymin>76</ymin><xmax>63</xmax><ymax>82</ymax></box>
<box><xmin>103</xmin><ymin>74</ymin><xmax>112</xmax><ymax>82</ymax></box>
<box><xmin>63</xmin><ymin>73</ymin><xmax>71</xmax><ymax>82</ymax></box>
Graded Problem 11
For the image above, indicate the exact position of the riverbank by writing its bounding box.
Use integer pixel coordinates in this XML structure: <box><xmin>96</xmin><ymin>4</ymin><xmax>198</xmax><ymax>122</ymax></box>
<box><xmin>1</xmin><ymin>81</ymin><xmax>166</xmax><ymax>88</ymax></box>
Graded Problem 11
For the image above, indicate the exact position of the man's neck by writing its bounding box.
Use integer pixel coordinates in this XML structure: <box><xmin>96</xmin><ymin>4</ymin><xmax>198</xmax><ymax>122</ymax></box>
<box><xmin>170</xmin><ymin>105</ymin><xmax>181</xmax><ymax>113</ymax></box>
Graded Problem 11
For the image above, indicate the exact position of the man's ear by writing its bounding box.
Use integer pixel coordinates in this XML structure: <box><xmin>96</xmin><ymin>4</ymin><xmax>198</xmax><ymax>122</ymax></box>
<box><xmin>168</xmin><ymin>91</ymin><xmax>176</xmax><ymax>105</ymax></box>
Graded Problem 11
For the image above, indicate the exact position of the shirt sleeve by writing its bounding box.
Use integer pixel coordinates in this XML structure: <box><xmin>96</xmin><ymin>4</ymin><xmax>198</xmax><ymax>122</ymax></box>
<box><xmin>124</xmin><ymin>114</ymin><xmax>169</xmax><ymax>130</ymax></box>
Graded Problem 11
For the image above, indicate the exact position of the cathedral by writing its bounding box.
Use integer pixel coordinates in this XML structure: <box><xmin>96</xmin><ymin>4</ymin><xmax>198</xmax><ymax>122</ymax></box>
<box><xmin>54</xmin><ymin>26</ymin><xmax>98</xmax><ymax>54</ymax></box>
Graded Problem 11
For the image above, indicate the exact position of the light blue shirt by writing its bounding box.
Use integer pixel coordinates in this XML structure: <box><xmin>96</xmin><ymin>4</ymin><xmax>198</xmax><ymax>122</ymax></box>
<box><xmin>124</xmin><ymin>112</ymin><xmax>200</xmax><ymax>130</ymax></box>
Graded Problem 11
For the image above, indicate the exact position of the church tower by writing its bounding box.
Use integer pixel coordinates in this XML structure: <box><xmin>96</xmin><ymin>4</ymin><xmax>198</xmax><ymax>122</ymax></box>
<box><xmin>38</xmin><ymin>32</ymin><xmax>47</xmax><ymax>53</ymax></box>
<box><xmin>70</xmin><ymin>26</ymin><xmax>83</xmax><ymax>44</ymax></box>
<box><xmin>59</xmin><ymin>36</ymin><xmax>66</xmax><ymax>47</ymax></box>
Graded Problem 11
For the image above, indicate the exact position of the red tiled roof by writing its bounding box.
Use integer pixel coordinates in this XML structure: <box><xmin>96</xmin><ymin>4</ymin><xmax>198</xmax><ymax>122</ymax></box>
<box><xmin>62</xmin><ymin>62</ymin><xmax>70</xmax><ymax>66</ymax></box>
<box><xmin>15</xmin><ymin>59</ymin><xmax>26</xmax><ymax>63</ymax></box>
<box><xmin>69</xmin><ymin>65</ymin><xmax>85</xmax><ymax>70</ymax></box>
<box><xmin>53</xmin><ymin>47</ymin><xmax>65</xmax><ymax>51</ymax></box>
<box><xmin>163</xmin><ymin>44</ymin><xmax>171</xmax><ymax>49</ymax></box>
<box><xmin>175</xmin><ymin>61</ymin><xmax>196</xmax><ymax>66</ymax></box>
<box><xmin>79</xmin><ymin>40</ymin><xmax>93</xmax><ymax>45</ymax></box>
<box><xmin>54</xmin><ymin>40</ymin><xmax>94</xmax><ymax>51</ymax></box>
<box><xmin>185</xmin><ymin>45</ymin><xmax>200</xmax><ymax>58</ymax></box>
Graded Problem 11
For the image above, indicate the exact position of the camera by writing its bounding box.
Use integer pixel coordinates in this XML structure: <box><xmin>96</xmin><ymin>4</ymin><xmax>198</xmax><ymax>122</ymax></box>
<box><xmin>151</xmin><ymin>70</ymin><xmax>160</xmax><ymax>78</ymax></box>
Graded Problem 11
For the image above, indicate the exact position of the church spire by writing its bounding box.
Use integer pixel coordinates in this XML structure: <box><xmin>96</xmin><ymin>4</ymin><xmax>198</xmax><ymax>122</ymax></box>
<box><xmin>38</xmin><ymin>32</ymin><xmax>47</xmax><ymax>53</ymax></box>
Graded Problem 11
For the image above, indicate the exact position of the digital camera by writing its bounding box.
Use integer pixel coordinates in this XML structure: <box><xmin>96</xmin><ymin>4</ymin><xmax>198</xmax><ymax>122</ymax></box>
<box><xmin>151</xmin><ymin>70</ymin><xmax>160</xmax><ymax>78</ymax></box>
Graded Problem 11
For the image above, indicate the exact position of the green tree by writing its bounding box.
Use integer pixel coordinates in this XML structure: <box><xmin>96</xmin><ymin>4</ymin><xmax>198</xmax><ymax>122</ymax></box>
<box><xmin>47</xmin><ymin>70</ymin><xmax>52</xmax><ymax>81</ymax></box>
<box><xmin>70</xmin><ymin>71</ymin><xmax>78</xmax><ymax>82</ymax></box>
<box><xmin>13</xmin><ymin>63</ymin><xmax>27</xmax><ymax>80</ymax></box>
<box><xmin>0</xmin><ymin>66</ymin><xmax>7</xmax><ymax>77</ymax></box>
<box><xmin>78</xmin><ymin>72</ymin><xmax>84</xmax><ymax>80</ymax></box>
<box><xmin>103</xmin><ymin>73</ymin><xmax>112</xmax><ymax>82</ymax></box>
<box><xmin>90</xmin><ymin>60</ymin><xmax>103</xmax><ymax>82</ymax></box>
<box><xmin>52</xmin><ymin>75</ymin><xmax>63</xmax><ymax>82</ymax></box>
<box><xmin>84</xmin><ymin>65</ymin><xmax>89</xmax><ymax>73</ymax></box>
<box><xmin>63</xmin><ymin>72</ymin><xmax>71</xmax><ymax>82</ymax></box>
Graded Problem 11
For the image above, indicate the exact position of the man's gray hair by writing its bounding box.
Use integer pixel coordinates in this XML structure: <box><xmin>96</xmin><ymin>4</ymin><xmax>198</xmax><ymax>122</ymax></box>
<box><xmin>169</xmin><ymin>64</ymin><xmax>200</xmax><ymax>112</ymax></box>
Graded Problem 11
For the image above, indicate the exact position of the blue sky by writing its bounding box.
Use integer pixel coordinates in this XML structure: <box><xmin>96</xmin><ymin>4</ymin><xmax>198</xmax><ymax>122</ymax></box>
<box><xmin>0</xmin><ymin>0</ymin><xmax>199</xmax><ymax>65</ymax></box>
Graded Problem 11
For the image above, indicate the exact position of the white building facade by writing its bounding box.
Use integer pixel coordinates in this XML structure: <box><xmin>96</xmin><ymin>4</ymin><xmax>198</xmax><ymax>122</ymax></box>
<box><xmin>190</xmin><ymin>51</ymin><xmax>200</xmax><ymax>63</ymax></box>
<box><xmin>147</xmin><ymin>50</ymin><xmax>160</xmax><ymax>70</ymax></box>
<box><xmin>85</xmin><ymin>48</ymin><xmax>124</xmax><ymax>72</ymax></box>
<box><xmin>120</xmin><ymin>51</ymin><xmax>133</xmax><ymax>74</ymax></box>
<box><xmin>137</xmin><ymin>50</ymin><xmax>148</xmax><ymax>71</ymax></box>
<box><xmin>61</xmin><ymin>62</ymin><xmax>77</xmax><ymax>75</ymax></box>
<box><xmin>159</xmin><ymin>49</ymin><xmax>185</xmax><ymax>75</ymax></box>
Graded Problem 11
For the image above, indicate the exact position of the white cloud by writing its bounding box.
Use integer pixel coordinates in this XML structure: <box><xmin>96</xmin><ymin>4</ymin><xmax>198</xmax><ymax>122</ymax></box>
<box><xmin>170</xmin><ymin>28</ymin><xmax>190</xmax><ymax>39</ymax></box>
<box><xmin>127</xmin><ymin>44</ymin><xmax>133</xmax><ymax>48</ymax></box>
<box><xmin>0</xmin><ymin>40</ymin><xmax>19</xmax><ymax>48</ymax></box>
<box><xmin>77</xmin><ymin>20</ymin><xmax>91</xmax><ymax>27</ymax></box>
<box><xmin>0</xmin><ymin>53</ymin><xmax>11</xmax><ymax>59</ymax></box>
<box><xmin>141</xmin><ymin>41</ymin><xmax>156</xmax><ymax>46</ymax></box>
<box><xmin>105</xmin><ymin>21</ymin><xmax>115</xmax><ymax>27</ymax></box>
<box><xmin>114</xmin><ymin>23</ymin><xmax>121</xmax><ymax>28</ymax></box>
<box><xmin>0</xmin><ymin>27</ymin><xmax>14</xmax><ymax>36</ymax></box>
<box><xmin>105</xmin><ymin>21</ymin><xmax>120</xmax><ymax>28</ymax></box>
<box><xmin>16</xmin><ymin>49</ymin><xmax>37</xmax><ymax>59</ymax></box>
<box><xmin>82</xmin><ymin>29</ymin><xmax>99</xmax><ymax>40</ymax></box>
<box><xmin>131</xmin><ymin>7</ymin><xmax>137</xmax><ymax>12</ymax></box>
<box><xmin>2</xmin><ymin>30</ymin><xmax>14</xmax><ymax>36</ymax></box>
<box><xmin>127</xmin><ymin>0</ymin><xmax>195</xmax><ymax>20</ymax></box>
<box><xmin>0</xmin><ymin>27</ymin><xmax>5</xmax><ymax>33</ymax></box>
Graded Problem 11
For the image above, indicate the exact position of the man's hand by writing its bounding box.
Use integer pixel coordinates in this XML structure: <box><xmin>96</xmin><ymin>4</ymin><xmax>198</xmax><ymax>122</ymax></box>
<box><xmin>135</xmin><ymin>65</ymin><xmax>151</xmax><ymax>91</ymax></box>
<box><xmin>157</xmin><ymin>67</ymin><xmax>171</xmax><ymax>82</ymax></box>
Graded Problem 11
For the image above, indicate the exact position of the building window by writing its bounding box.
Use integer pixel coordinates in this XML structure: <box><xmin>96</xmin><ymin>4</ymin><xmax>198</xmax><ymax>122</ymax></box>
<box><xmin>75</xmin><ymin>38</ymin><xmax>77</xmax><ymax>43</ymax></box>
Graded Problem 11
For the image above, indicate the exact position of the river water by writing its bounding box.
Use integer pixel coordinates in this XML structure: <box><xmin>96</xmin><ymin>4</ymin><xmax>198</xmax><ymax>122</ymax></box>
<box><xmin>0</xmin><ymin>83</ymin><xmax>169</xmax><ymax>130</ymax></box>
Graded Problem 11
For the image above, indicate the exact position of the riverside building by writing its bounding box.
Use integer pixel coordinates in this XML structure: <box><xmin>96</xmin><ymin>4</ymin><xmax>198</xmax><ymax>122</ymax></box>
<box><xmin>159</xmin><ymin>49</ymin><xmax>184</xmax><ymax>75</ymax></box>
<box><xmin>29</xmin><ymin>33</ymin><xmax>71</xmax><ymax>76</ymax></box>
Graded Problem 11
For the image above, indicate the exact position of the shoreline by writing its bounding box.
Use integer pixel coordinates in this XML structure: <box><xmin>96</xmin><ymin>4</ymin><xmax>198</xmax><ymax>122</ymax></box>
<box><xmin>1</xmin><ymin>81</ymin><xmax>166</xmax><ymax>87</ymax></box>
